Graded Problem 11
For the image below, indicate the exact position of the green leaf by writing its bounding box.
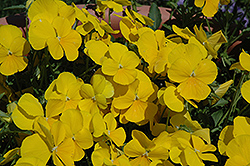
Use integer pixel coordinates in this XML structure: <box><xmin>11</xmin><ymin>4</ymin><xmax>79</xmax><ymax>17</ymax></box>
<box><xmin>148</xmin><ymin>3</ymin><xmax>162</xmax><ymax>30</ymax></box>
<box><xmin>3</xmin><ymin>5</ymin><xmax>26</xmax><ymax>10</ymax></box>
<box><xmin>212</xmin><ymin>98</ymin><xmax>229</xmax><ymax>108</ymax></box>
<box><xmin>211</xmin><ymin>110</ymin><xmax>223</xmax><ymax>126</ymax></box>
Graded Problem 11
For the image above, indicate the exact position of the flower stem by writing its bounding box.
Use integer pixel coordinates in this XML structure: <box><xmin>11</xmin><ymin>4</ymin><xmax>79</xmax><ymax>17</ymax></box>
<box><xmin>217</xmin><ymin>72</ymin><xmax>246</xmax><ymax>127</ymax></box>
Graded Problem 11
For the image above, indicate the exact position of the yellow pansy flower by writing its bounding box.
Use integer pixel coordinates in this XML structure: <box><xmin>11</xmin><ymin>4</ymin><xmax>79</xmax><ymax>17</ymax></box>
<box><xmin>60</xmin><ymin>109</ymin><xmax>93</xmax><ymax>161</ymax></box>
<box><xmin>45</xmin><ymin>72</ymin><xmax>84</xmax><ymax>118</ymax></box>
<box><xmin>28</xmin><ymin>0</ymin><xmax>76</xmax><ymax>25</ymax></box>
<box><xmin>102</xmin><ymin>42</ymin><xmax>140</xmax><ymax>85</ymax></box>
<box><xmin>225</xmin><ymin>135</ymin><xmax>250</xmax><ymax>166</ymax></box>
<box><xmin>78</xmin><ymin>74</ymin><xmax>114</xmax><ymax>115</ymax></box>
<box><xmin>218</xmin><ymin>116</ymin><xmax>250</xmax><ymax>157</ymax></box>
<box><xmin>19</xmin><ymin>121</ymin><xmax>75</xmax><ymax>166</ymax></box>
<box><xmin>112</xmin><ymin>71</ymin><xmax>155</xmax><ymax>122</ymax></box>
<box><xmin>92</xmin><ymin>112</ymin><xmax>126</xmax><ymax>147</ymax></box>
<box><xmin>11</xmin><ymin>93</ymin><xmax>50</xmax><ymax>132</ymax></box>
<box><xmin>137</xmin><ymin>28</ymin><xmax>178</xmax><ymax>73</ymax></box>
<box><xmin>124</xmin><ymin>130</ymin><xmax>169</xmax><ymax>166</ymax></box>
<box><xmin>239</xmin><ymin>50</ymin><xmax>250</xmax><ymax>103</ymax></box>
<box><xmin>194</xmin><ymin>0</ymin><xmax>220</xmax><ymax>17</ymax></box>
<box><xmin>168</xmin><ymin>43</ymin><xmax>218</xmax><ymax>100</ymax></box>
<box><xmin>173</xmin><ymin>24</ymin><xmax>227</xmax><ymax>59</ymax></box>
<box><xmin>29</xmin><ymin>16</ymin><xmax>81</xmax><ymax>61</ymax></box>
<box><xmin>0</xmin><ymin>25</ymin><xmax>30</xmax><ymax>76</ymax></box>
<box><xmin>96</xmin><ymin>0</ymin><xmax>131</xmax><ymax>13</ymax></box>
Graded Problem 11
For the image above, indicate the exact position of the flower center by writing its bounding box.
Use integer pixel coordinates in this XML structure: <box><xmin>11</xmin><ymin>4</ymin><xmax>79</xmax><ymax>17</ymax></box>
<box><xmin>107</xmin><ymin>130</ymin><xmax>111</xmax><ymax>135</ymax></box>
<box><xmin>66</xmin><ymin>96</ymin><xmax>70</xmax><ymax>101</ymax></box>
<box><xmin>194</xmin><ymin>148</ymin><xmax>200</xmax><ymax>153</ymax></box>
<box><xmin>119</xmin><ymin>64</ymin><xmax>123</xmax><ymax>69</ymax></box>
<box><xmin>72</xmin><ymin>135</ymin><xmax>75</xmax><ymax>140</ymax></box>
<box><xmin>142</xmin><ymin>151</ymin><xmax>149</xmax><ymax>157</ymax></box>
<box><xmin>52</xmin><ymin>146</ymin><xmax>58</xmax><ymax>152</ymax></box>
<box><xmin>190</xmin><ymin>70</ymin><xmax>196</xmax><ymax>77</ymax></box>
<box><xmin>8</xmin><ymin>50</ymin><xmax>12</xmax><ymax>55</ymax></box>
<box><xmin>57</xmin><ymin>36</ymin><xmax>61</xmax><ymax>42</ymax></box>
<box><xmin>134</xmin><ymin>94</ymin><xmax>139</xmax><ymax>100</ymax></box>
<box><xmin>92</xmin><ymin>96</ymin><xmax>96</xmax><ymax>101</ymax></box>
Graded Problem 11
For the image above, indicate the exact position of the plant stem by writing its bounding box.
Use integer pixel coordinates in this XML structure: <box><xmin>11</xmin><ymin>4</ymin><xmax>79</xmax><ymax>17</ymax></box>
<box><xmin>217</xmin><ymin>72</ymin><xmax>246</xmax><ymax>127</ymax></box>
<box><xmin>205</xmin><ymin>17</ymin><xmax>212</xmax><ymax>35</ymax></box>
<box><xmin>79</xmin><ymin>64</ymin><xmax>98</xmax><ymax>77</ymax></box>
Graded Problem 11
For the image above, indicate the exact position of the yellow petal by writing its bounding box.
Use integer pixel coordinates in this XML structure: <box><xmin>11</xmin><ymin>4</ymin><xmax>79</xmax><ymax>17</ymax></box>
<box><xmin>178</xmin><ymin>77</ymin><xmax>211</xmax><ymax>100</ymax></box>
<box><xmin>172</xmin><ymin>25</ymin><xmax>195</xmax><ymax>40</ymax></box>
<box><xmin>194</xmin><ymin>59</ymin><xmax>218</xmax><ymax>84</ymax></box>
<box><xmin>184</xmin><ymin>147</ymin><xmax>204</xmax><ymax>166</ymax></box>
<box><xmin>92</xmin><ymin>113</ymin><xmax>106</xmax><ymax>137</ymax></box>
<box><xmin>120</xmin><ymin>51</ymin><xmax>140</xmax><ymax>69</ymax></box>
<box><xmin>51</xmin><ymin>121</ymin><xmax>66</xmax><ymax>146</ymax></box>
<box><xmin>241</xmin><ymin>80</ymin><xmax>250</xmax><ymax>103</ymax></box>
<box><xmin>80</xmin><ymin>84</ymin><xmax>95</xmax><ymax>98</ymax></box>
<box><xmin>0</xmin><ymin>25</ymin><xmax>22</xmax><ymax>49</ymax></box>
<box><xmin>113</xmin><ymin>68</ymin><xmax>137</xmax><ymax>85</ymax></box>
<box><xmin>60</xmin><ymin>109</ymin><xmax>83</xmax><ymax>134</ymax></box>
<box><xmin>108</xmin><ymin>127</ymin><xmax>126</xmax><ymax>146</ymax></box>
<box><xmin>124</xmin><ymin>139</ymin><xmax>145</xmax><ymax>157</ymax></box>
<box><xmin>102</xmin><ymin>58</ymin><xmax>119</xmax><ymax>76</ymax></box>
<box><xmin>55</xmin><ymin>138</ymin><xmax>74</xmax><ymax>166</ymax></box>
<box><xmin>163</xmin><ymin>86</ymin><xmax>184</xmax><ymax>112</ymax></box>
<box><xmin>201</xmin><ymin>0</ymin><xmax>219</xmax><ymax>17</ymax></box>
<box><xmin>125</xmin><ymin>100</ymin><xmax>147</xmax><ymax>122</ymax></box>
<box><xmin>75</xmin><ymin>128</ymin><xmax>93</xmax><ymax>149</ymax></box>
<box><xmin>233</xmin><ymin>116</ymin><xmax>250</xmax><ymax>137</ymax></box>
<box><xmin>214</xmin><ymin>79</ymin><xmax>233</xmax><ymax>98</ymax></box>
<box><xmin>229</xmin><ymin>62</ymin><xmax>245</xmax><ymax>70</ymax></box>
<box><xmin>28</xmin><ymin>19</ymin><xmax>56</xmax><ymax>50</ymax></box>
<box><xmin>168</xmin><ymin>58</ymin><xmax>191</xmax><ymax>83</ymax></box>
<box><xmin>85</xmin><ymin>40</ymin><xmax>108</xmax><ymax>65</ymax></box>
<box><xmin>21</xmin><ymin>134</ymin><xmax>51</xmax><ymax>164</ymax></box>
<box><xmin>132</xmin><ymin>130</ymin><xmax>155</xmax><ymax>150</ymax></box>
<box><xmin>10</xmin><ymin>37</ymin><xmax>30</xmax><ymax>57</ymax></box>
<box><xmin>148</xmin><ymin>146</ymin><xmax>169</xmax><ymax>161</ymax></box>
<box><xmin>0</xmin><ymin>55</ymin><xmax>28</xmax><ymax>76</ymax></box>
<box><xmin>47</xmin><ymin>37</ymin><xmax>64</xmax><ymax>60</ymax></box>
<box><xmin>239</xmin><ymin>50</ymin><xmax>250</xmax><ymax>71</ymax></box>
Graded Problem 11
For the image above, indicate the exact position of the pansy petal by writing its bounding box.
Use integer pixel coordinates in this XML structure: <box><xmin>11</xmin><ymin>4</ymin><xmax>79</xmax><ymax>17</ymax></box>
<box><xmin>60</xmin><ymin>109</ymin><xmax>83</xmax><ymax>134</ymax></box>
<box><xmin>75</xmin><ymin>128</ymin><xmax>93</xmax><ymax>149</ymax></box>
<box><xmin>241</xmin><ymin>80</ymin><xmax>250</xmax><ymax>103</ymax></box>
<box><xmin>21</xmin><ymin>134</ymin><xmax>51</xmax><ymax>164</ymax></box>
<box><xmin>102</xmin><ymin>58</ymin><xmax>119</xmax><ymax>76</ymax></box>
<box><xmin>0</xmin><ymin>56</ymin><xmax>27</xmax><ymax>76</ymax></box>
<box><xmin>194</xmin><ymin>59</ymin><xmax>217</xmax><ymax>84</ymax></box>
<box><xmin>0</xmin><ymin>25</ymin><xmax>22</xmax><ymax>49</ymax></box>
<box><xmin>120</xmin><ymin>51</ymin><xmax>140</xmax><ymax>69</ymax></box>
<box><xmin>168</xmin><ymin>58</ymin><xmax>192</xmax><ymax>83</ymax></box>
<box><xmin>239</xmin><ymin>50</ymin><xmax>250</xmax><ymax>71</ymax></box>
<box><xmin>47</xmin><ymin>37</ymin><xmax>64</xmax><ymax>60</ymax></box>
<box><xmin>109</xmin><ymin>127</ymin><xmax>126</xmax><ymax>146</ymax></box>
<box><xmin>125</xmin><ymin>100</ymin><xmax>147</xmax><ymax>122</ymax></box>
<box><xmin>29</xmin><ymin>19</ymin><xmax>56</xmax><ymax>50</ymax></box>
<box><xmin>113</xmin><ymin>68</ymin><xmax>137</xmax><ymax>85</ymax></box>
<box><xmin>60</xmin><ymin>30</ymin><xmax>81</xmax><ymax>61</ymax></box>
<box><xmin>163</xmin><ymin>86</ymin><xmax>184</xmax><ymax>112</ymax></box>
<box><xmin>124</xmin><ymin>139</ymin><xmax>145</xmax><ymax>157</ymax></box>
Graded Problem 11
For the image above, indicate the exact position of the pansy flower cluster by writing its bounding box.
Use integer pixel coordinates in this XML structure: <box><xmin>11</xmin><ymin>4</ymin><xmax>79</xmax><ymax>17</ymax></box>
<box><xmin>0</xmin><ymin>0</ymin><xmax>250</xmax><ymax>165</ymax></box>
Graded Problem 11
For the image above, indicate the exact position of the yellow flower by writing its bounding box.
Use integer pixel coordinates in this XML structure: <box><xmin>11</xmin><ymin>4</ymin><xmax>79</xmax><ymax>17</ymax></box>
<box><xmin>225</xmin><ymin>135</ymin><xmax>250</xmax><ymax>166</ymax></box>
<box><xmin>45</xmin><ymin>72</ymin><xmax>84</xmax><ymax>118</ymax></box>
<box><xmin>0</xmin><ymin>25</ymin><xmax>30</xmax><ymax>76</ymax></box>
<box><xmin>124</xmin><ymin>130</ymin><xmax>169</xmax><ymax>166</ymax></box>
<box><xmin>112</xmin><ymin>71</ymin><xmax>155</xmax><ymax>122</ymax></box>
<box><xmin>170</xmin><ymin>134</ymin><xmax>217</xmax><ymax>166</ymax></box>
<box><xmin>78</xmin><ymin>74</ymin><xmax>114</xmax><ymax>115</ymax></box>
<box><xmin>173</xmin><ymin>24</ymin><xmax>227</xmax><ymax>59</ymax></box>
<box><xmin>28</xmin><ymin>0</ymin><xmax>76</xmax><ymax>25</ymax></box>
<box><xmin>137</xmin><ymin>28</ymin><xmax>178</xmax><ymax>73</ymax></box>
<box><xmin>19</xmin><ymin>121</ymin><xmax>75</xmax><ymax>166</ymax></box>
<box><xmin>102</xmin><ymin>42</ymin><xmax>140</xmax><ymax>85</ymax></box>
<box><xmin>239</xmin><ymin>50</ymin><xmax>250</xmax><ymax>103</ymax></box>
<box><xmin>168</xmin><ymin>43</ymin><xmax>218</xmax><ymax>100</ymax></box>
<box><xmin>116</xmin><ymin>9</ymin><xmax>153</xmax><ymax>43</ymax></box>
<box><xmin>218</xmin><ymin>116</ymin><xmax>250</xmax><ymax>156</ymax></box>
<box><xmin>92</xmin><ymin>112</ymin><xmax>126</xmax><ymax>147</ymax></box>
<box><xmin>29</xmin><ymin>16</ymin><xmax>81</xmax><ymax>61</ymax></box>
<box><xmin>11</xmin><ymin>93</ymin><xmax>48</xmax><ymax>131</ymax></box>
<box><xmin>60</xmin><ymin>109</ymin><xmax>93</xmax><ymax>161</ymax></box>
<box><xmin>96</xmin><ymin>0</ymin><xmax>131</xmax><ymax>13</ymax></box>
<box><xmin>194</xmin><ymin>0</ymin><xmax>220</xmax><ymax>17</ymax></box>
